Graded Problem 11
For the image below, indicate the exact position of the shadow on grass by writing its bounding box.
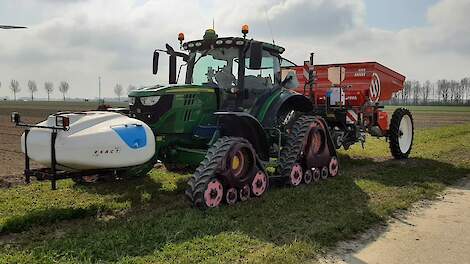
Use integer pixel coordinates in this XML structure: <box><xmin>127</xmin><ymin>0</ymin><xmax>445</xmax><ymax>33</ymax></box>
<box><xmin>3</xmin><ymin>155</ymin><xmax>469</xmax><ymax>262</ymax></box>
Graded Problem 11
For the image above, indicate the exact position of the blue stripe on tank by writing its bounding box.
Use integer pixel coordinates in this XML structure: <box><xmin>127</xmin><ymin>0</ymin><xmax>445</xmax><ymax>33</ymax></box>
<box><xmin>112</xmin><ymin>124</ymin><xmax>147</xmax><ymax>149</ymax></box>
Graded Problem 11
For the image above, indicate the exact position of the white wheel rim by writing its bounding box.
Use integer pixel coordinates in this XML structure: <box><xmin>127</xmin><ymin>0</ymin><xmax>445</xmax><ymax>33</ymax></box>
<box><xmin>398</xmin><ymin>115</ymin><xmax>413</xmax><ymax>154</ymax></box>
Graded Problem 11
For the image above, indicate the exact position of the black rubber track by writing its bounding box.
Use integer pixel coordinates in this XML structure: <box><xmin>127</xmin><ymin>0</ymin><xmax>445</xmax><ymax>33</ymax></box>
<box><xmin>279</xmin><ymin>115</ymin><xmax>316</xmax><ymax>182</ymax></box>
<box><xmin>389</xmin><ymin>107</ymin><xmax>414</xmax><ymax>159</ymax></box>
<box><xmin>186</xmin><ymin>136</ymin><xmax>253</xmax><ymax>209</ymax></box>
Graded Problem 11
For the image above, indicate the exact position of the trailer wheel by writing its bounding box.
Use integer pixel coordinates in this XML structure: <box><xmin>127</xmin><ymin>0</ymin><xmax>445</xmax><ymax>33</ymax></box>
<box><xmin>389</xmin><ymin>108</ymin><xmax>414</xmax><ymax>159</ymax></box>
<box><xmin>186</xmin><ymin>137</ymin><xmax>257</xmax><ymax>209</ymax></box>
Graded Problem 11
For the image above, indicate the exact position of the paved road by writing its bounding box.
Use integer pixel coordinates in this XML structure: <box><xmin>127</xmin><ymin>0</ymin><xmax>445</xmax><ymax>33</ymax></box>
<box><xmin>321</xmin><ymin>179</ymin><xmax>470</xmax><ymax>264</ymax></box>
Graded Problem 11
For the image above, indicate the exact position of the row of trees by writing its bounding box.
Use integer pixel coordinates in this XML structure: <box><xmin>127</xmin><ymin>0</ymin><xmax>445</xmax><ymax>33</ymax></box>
<box><xmin>1</xmin><ymin>80</ymin><xmax>139</xmax><ymax>101</ymax></box>
<box><xmin>391</xmin><ymin>78</ymin><xmax>470</xmax><ymax>105</ymax></box>
<box><xmin>114</xmin><ymin>84</ymin><xmax>137</xmax><ymax>101</ymax></box>
<box><xmin>0</xmin><ymin>80</ymin><xmax>70</xmax><ymax>101</ymax></box>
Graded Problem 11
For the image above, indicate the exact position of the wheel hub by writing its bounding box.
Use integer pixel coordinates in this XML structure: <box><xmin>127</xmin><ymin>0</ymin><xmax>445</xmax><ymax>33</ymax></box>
<box><xmin>252</xmin><ymin>170</ymin><xmax>267</xmax><ymax>196</ymax></box>
<box><xmin>204</xmin><ymin>179</ymin><xmax>223</xmax><ymax>208</ymax></box>
<box><xmin>289</xmin><ymin>164</ymin><xmax>303</xmax><ymax>186</ymax></box>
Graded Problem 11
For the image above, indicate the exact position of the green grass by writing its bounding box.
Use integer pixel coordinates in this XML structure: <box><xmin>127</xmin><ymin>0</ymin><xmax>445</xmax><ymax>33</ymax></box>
<box><xmin>0</xmin><ymin>123</ymin><xmax>469</xmax><ymax>263</ymax></box>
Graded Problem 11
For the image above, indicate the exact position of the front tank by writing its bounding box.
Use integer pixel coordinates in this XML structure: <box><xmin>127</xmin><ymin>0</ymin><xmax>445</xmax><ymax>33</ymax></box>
<box><xmin>22</xmin><ymin>111</ymin><xmax>155</xmax><ymax>171</ymax></box>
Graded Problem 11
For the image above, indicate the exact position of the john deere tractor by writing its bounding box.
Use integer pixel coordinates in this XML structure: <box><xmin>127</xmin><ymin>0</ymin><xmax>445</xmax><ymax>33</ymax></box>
<box><xmin>128</xmin><ymin>27</ymin><xmax>337</xmax><ymax>209</ymax></box>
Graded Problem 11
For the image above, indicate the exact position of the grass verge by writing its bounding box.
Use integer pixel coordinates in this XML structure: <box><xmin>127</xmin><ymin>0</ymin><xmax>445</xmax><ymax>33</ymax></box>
<box><xmin>0</xmin><ymin>123</ymin><xmax>469</xmax><ymax>263</ymax></box>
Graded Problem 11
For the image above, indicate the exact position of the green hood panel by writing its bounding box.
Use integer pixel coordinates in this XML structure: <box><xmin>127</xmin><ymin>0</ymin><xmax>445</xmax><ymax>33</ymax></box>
<box><xmin>129</xmin><ymin>84</ymin><xmax>215</xmax><ymax>97</ymax></box>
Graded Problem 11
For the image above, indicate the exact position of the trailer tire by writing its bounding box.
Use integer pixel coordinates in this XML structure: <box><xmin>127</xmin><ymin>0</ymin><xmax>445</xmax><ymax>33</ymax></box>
<box><xmin>389</xmin><ymin>107</ymin><xmax>414</xmax><ymax>159</ymax></box>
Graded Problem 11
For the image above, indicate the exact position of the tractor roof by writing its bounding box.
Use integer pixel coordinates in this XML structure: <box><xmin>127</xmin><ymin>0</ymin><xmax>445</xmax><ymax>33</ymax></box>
<box><xmin>182</xmin><ymin>37</ymin><xmax>285</xmax><ymax>55</ymax></box>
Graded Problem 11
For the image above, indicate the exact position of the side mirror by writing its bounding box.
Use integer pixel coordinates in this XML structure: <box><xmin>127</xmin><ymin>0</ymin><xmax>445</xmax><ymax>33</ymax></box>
<box><xmin>249</xmin><ymin>41</ymin><xmax>263</xmax><ymax>69</ymax></box>
<box><xmin>165</xmin><ymin>44</ymin><xmax>175</xmax><ymax>55</ymax></box>
<box><xmin>152</xmin><ymin>51</ymin><xmax>159</xmax><ymax>75</ymax></box>
<box><xmin>169</xmin><ymin>55</ymin><xmax>177</xmax><ymax>84</ymax></box>
<box><xmin>11</xmin><ymin>112</ymin><xmax>20</xmax><ymax>124</ymax></box>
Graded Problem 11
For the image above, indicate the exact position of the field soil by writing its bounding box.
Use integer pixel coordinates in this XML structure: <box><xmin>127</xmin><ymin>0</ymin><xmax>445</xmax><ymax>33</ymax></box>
<box><xmin>320</xmin><ymin>178</ymin><xmax>470</xmax><ymax>264</ymax></box>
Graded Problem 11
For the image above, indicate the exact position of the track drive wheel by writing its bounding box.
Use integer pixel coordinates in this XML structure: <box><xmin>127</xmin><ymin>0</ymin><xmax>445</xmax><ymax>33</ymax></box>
<box><xmin>186</xmin><ymin>137</ymin><xmax>256</xmax><ymax>209</ymax></box>
<box><xmin>389</xmin><ymin>108</ymin><xmax>414</xmax><ymax>159</ymax></box>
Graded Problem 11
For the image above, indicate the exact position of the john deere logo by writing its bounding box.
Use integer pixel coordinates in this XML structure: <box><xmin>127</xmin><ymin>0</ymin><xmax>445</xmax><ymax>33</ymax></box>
<box><xmin>369</xmin><ymin>73</ymin><xmax>381</xmax><ymax>103</ymax></box>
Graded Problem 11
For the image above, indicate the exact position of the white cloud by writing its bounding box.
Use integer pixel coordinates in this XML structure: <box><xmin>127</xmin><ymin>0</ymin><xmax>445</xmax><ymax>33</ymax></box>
<box><xmin>0</xmin><ymin>0</ymin><xmax>469</xmax><ymax>99</ymax></box>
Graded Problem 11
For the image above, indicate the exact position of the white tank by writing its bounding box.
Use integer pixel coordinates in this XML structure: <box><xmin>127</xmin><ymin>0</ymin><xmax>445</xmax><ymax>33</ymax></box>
<box><xmin>21</xmin><ymin>111</ymin><xmax>155</xmax><ymax>171</ymax></box>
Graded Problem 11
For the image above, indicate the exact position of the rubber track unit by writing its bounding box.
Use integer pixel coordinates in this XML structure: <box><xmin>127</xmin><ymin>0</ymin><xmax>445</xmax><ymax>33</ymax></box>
<box><xmin>389</xmin><ymin>107</ymin><xmax>414</xmax><ymax>159</ymax></box>
<box><xmin>279</xmin><ymin>115</ymin><xmax>317</xmax><ymax>180</ymax></box>
<box><xmin>186</xmin><ymin>136</ymin><xmax>252</xmax><ymax>209</ymax></box>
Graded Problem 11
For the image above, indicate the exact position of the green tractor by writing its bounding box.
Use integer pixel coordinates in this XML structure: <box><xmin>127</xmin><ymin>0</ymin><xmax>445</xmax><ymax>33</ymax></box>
<box><xmin>129</xmin><ymin>27</ymin><xmax>337</xmax><ymax>209</ymax></box>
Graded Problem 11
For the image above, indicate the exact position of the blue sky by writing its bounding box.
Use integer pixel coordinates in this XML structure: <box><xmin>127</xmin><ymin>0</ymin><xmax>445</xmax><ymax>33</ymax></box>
<box><xmin>364</xmin><ymin>0</ymin><xmax>438</xmax><ymax>30</ymax></box>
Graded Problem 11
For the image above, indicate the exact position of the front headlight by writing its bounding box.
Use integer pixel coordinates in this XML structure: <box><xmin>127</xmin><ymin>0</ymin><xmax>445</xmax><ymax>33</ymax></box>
<box><xmin>128</xmin><ymin>97</ymin><xmax>136</xmax><ymax>106</ymax></box>
<box><xmin>140</xmin><ymin>96</ymin><xmax>160</xmax><ymax>106</ymax></box>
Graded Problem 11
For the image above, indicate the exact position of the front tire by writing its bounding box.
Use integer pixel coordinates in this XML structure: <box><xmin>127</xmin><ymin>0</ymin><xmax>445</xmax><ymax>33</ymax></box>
<box><xmin>389</xmin><ymin>108</ymin><xmax>414</xmax><ymax>159</ymax></box>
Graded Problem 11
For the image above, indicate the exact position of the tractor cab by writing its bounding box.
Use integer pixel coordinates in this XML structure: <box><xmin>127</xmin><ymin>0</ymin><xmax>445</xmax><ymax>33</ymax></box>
<box><xmin>150</xmin><ymin>27</ymin><xmax>290</xmax><ymax>113</ymax></box>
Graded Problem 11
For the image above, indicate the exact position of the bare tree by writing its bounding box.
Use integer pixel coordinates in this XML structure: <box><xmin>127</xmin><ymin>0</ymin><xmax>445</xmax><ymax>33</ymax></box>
<box><xmin>437</xmin><ymin>79</ymin><xmax>449</xmax><ymax>104</ymax></box>
<box><xmin>114</xmin><ymin>84</ymin><xmax>123</xmax><ymax>101</ymax></box>
<box><xmin>422</xmin><ymin>80</ymin><xmax>431</xmax><ymax>105</ymax></box>
<box><xmin>411</xmin><ymin>81</ymin><xmax>421</xmax><ymax>105</ymax></box>
<box><xmin>463</xmin><ymin>77</ymin><xmax>470</xmax><ymax>104</ymax></box>
<box><xmin>127</xmin><ymin>84</ymin><xmax>136</xmax><ymax>94</ymax></box>
<box><xmin>401</xmin><ymin>80</ymin><xmax>412</xmax><ymax>105</ymax></box>
<box><xmin>10</xmin><ymin>79</ymin><xmax>20</xmax><ymax>101</ymax></box>
<box><xmin>44</xmin><ymin>82</ymin><xmax>54</xmax><ymax>101</ymax></box>
<box><xmin>59</xmin><ymin>81</ymin><xmax>69</xmax><ymax>101</ymax></box>
<box><xmin>27</xmin><ymin>80</ymin><xmax>38</xmax><ymax>101</ymax></box>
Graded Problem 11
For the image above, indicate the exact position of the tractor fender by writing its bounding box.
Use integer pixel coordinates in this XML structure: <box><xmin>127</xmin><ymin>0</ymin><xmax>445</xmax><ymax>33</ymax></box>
<box><xmin>214</xmin><ymin>112</ymin><xmax>269</xmax><ymax>161</ymax></box>
<box><xmin>261</xmin><ymin>90</ymin><xmax>313</xmax><ymax>127</ymax></box>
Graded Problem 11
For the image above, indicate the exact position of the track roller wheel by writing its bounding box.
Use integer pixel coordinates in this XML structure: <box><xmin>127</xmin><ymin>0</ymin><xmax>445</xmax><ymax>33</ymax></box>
<box><xmin>313</xmin><ymin>168</ymin><xmax>321</xmax><ymax>182</ymax></box>
<box><xmin>389</xmin><ymin>107</ymin><xmax>414</xmax><ymax>159</ymax></box>
<box><xmin>203</xmin><ymin>179</ymin><xmax>224</xmax><ymax>208</ymax></box>
<box><xmin>289</xmin><ymin>163</ymin><xmax>303</xmax><ymax>186</ymax></box>
<box><xmin>186</xmin><ymin>136</ymin><xmax>256</xmax><ymax>210</ymax></box>
<box><xmin>251</xmin><ymin>170</ymin><xmax>268</xmax><ymax>197</ymax></box>
<box><xmin>329</xmin><ymin>156</ymin><xmax>339</xmax><ymax>177</ymax></box>
<box><xmin>321</xmin><ymin>167</ymin><xmax>329</xmax><ymax>180</ymax></box>
<box><xmin>239</xmin><ymin>185</ymin><xmax>251</xmax><ymax>201</ymax></box>
<box><xmin>304</xmin><ymin>169</ymin><xmax>313</xmax><ymax>184</ymax></box>
<box><xmin>225</xmin><ymin>187</ymin><xmax>238</xmax><ymax>205</ymax></box>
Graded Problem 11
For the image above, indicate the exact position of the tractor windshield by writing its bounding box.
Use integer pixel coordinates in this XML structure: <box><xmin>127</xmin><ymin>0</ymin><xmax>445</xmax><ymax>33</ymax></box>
<box><xmin>186</xmin><ymin>46</ymin><xmax>281</xmax><ymax>92</ymax></box>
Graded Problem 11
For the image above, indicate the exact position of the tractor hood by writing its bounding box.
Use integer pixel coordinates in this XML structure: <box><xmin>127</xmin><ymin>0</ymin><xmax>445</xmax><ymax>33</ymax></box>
<box><xmin>127</xmin><ymin>84</ymin><xmax>218</xmax><ymax>135</ymax></box>
<box><xmin>128</xmin><ymin>84</ymin><xmax>215</xmax><ymax>97</ymax></box>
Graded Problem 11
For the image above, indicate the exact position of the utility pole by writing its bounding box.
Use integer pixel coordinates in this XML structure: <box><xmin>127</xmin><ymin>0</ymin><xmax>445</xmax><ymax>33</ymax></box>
<box><xmin>98</xmin><ymin>76</ymin><xmax>101</xmax><ymax>104</ymax></box>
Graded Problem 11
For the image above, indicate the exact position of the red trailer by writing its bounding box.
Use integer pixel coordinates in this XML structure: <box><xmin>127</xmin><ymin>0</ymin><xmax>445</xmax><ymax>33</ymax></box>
<box><xmin>284</xmin><ymin>61</ymin><xmax>412</xmax><ymax>159</ymax></box>
<box><xmin>292</xmin><ymin>62</ymin><xmax>405</xmax><ymax>105</ymax></box>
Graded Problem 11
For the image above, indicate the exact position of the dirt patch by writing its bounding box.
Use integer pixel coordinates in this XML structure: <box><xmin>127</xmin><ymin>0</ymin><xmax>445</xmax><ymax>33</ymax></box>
<box><xmin>0</xmin><ymin>115</ymin><xmax>44</xmax><ymax>186</ymax></box>
<box><xmin>410</xmin><ymin>112</ymin><xmax>470</xmax><ymax>129</ymax></box>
